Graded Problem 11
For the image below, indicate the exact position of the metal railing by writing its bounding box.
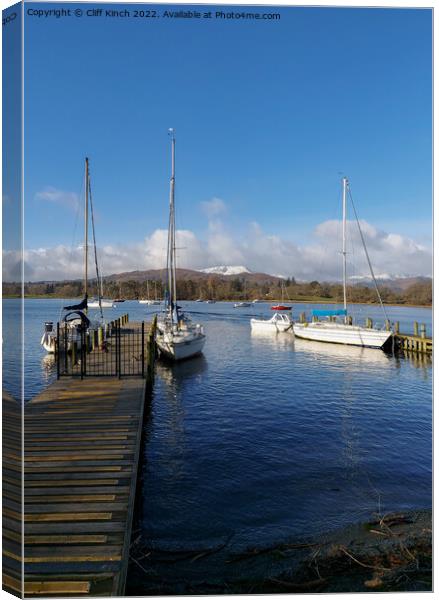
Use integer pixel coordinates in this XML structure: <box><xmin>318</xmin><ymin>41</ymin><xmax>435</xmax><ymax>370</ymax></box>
<box><xmin>56</xmin><ymin>318</ymin><xmax>147</xmax><ymax>379</ymax></box>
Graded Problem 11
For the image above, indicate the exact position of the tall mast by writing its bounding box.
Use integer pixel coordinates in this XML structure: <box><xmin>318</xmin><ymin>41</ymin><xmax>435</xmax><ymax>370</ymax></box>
<box><xmin>166</xmin><ymin>129</ymin><xmax>178</xmax><ymax>322</ymax></box>
<box><xmin>169</xmin><ymin>129</ymin><xmax>177</xmax><ymax>313</ymax></box>
<box><xmin>84</xmin><ymin>157</ymin><xmax>89</xmax><ymax>298</ymax></box>
<box><xmin>342</xmin><ymin>176</ymin><xmax>348</xmax><ymax>317</ymax></box>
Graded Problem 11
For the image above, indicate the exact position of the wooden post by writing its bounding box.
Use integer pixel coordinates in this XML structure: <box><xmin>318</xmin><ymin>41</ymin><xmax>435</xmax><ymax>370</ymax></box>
<box><xmin>420</xmin><ymin>323</ymin><xmax>426</xmax><ymax>339</ymax></box>
<box><xmin>414</xmin><ymin>321</ymin><xmax>419</xmax><ymax>337</ymax></box>
<box><xmin>347</xmin><ymin>315</ymin><xmax>353</xmax><ymax>326</ymax></box>
<box><xmin>300</xmin><ymin>312</ymin><xmax>306</xmax><ymax>324</ymax></box>
<box><xmin>385</xmin><ymin>319</ymin><xmax>390</xmax><ymax>331</ymax></box>
<box><xmin>394</xmin><ymin>321</ymin><xmax>399</xmax><ymax>334</ymax></box>
<box><xmin>312</xmin><ymin>315</ymin><xmax>318</xmax><ymax>323</ymax></box>
<box><xmin>98</xmin><ymin>327</ymin><xmax>103</xmax><ymax>348</ymax></box>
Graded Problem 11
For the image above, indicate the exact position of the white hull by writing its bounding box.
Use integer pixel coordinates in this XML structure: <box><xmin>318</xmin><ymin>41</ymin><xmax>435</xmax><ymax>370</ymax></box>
<box><xmin>292</xmin><ymin>322</ymin><xmax>392</xmax><ymax>349</ymax></box>
<box><xmin>234</xmin><ymin>302</ymin><xmax>251</xmax><ymax>308</ymax></box>
<box><xmin>251</xmin><ymin>313</ymin><xmax>292</xmax><ymax>333</ymax></box>
<box><xmin>41</xmin><ymin>333</ymin><xmax>57</xmax><ymax>353</ymax></box>
<box><xmin>156</xmin><ymin>331</ymin><xmax>206</xmax><ymax>360</ymax></box>
<box><xmin>88</xmin><ymin>300</ymin><xmax>115</xmax><ymax>309</ymax></box>
<box><xmin>139</xmin><ymin>299</ymin><xmax>161</xmax><ymax>305</ymax></box>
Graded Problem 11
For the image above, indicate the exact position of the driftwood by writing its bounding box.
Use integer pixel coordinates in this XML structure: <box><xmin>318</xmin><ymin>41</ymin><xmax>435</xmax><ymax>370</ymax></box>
<box><xmin>228</xmin><ymin>541</ymin><xmax>319</xmax><ymax>563</ymax></box>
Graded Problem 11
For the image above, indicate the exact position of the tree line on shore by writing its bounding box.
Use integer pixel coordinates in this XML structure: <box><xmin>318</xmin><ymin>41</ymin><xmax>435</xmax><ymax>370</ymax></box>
<box><xmin>3</xmin><ymin>276</ymin><xmax>432</xmax><ymax>306</ymax></box>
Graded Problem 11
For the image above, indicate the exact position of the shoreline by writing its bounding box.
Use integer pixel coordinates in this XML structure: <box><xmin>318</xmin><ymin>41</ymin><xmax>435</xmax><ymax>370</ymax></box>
<box><xmin>3</xmin><ymin>296</ymin><xmax>433</xmax><ymax>309</ymax></box>
<box><xmin>128</xmin><ymin>509</ymin><xmax>432</xmax><ymax>595</ymax></box>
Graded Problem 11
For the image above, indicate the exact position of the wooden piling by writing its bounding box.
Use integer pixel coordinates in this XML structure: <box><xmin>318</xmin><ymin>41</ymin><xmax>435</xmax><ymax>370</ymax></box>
<box><xmin>414</xmin><ymin>321</ymin><xmax>419</xmax><ymax>336</ymax></box>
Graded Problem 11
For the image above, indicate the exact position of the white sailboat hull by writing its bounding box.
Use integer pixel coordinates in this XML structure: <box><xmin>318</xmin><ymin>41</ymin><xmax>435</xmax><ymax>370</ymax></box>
<box><xmin>156</xmin><ymin>331</ymin><xmax>206</xmax><ymax>360</ymax></box>
<box><xmin>292</xmin><ymin>322</ymin><xmax>392</xmax><ymax>349</ymax></box>
<box><xmin>88</xmin><ymin>299</ymin><xmax>115</xmax><ymax>309</ymax></box>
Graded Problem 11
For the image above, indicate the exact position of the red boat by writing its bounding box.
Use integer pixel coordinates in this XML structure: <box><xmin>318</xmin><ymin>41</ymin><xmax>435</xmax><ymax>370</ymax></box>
<box><xmin>271</xmin><ymin>305</ymin><xmax>292</xmax><ymax>311</ymax></box>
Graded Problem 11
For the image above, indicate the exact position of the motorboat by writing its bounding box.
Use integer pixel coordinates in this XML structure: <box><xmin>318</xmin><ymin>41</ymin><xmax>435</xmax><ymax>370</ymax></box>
<box><xmin>234</xmin><ymin>302</ymin><xmax>251</xmax><ymax>308</ymax></box>
<box><xmin>250</xmin><ymin>313</ymin><xmax>292</xmax><ymax>332</ymax></box>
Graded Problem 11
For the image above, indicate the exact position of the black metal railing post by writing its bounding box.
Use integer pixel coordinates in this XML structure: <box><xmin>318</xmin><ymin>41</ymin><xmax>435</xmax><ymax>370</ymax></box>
<box><xmin>141</xmin><ymin>321</ymin><xmax>145</xmax><ymax>378</ymax></box>
<box><xmin>119</xmin><ymin>321</ymin><xmax>122</xmax><ymax>379</ymax></box>
<box><xmin>64</xmin><ymin>323</ymin><xmax>68</xmax><ymax>375</ymax></box>
<box><xmin>56</xmin><ymin>322</ymin><xmax>60</xmax><ymax>379</ymax></box>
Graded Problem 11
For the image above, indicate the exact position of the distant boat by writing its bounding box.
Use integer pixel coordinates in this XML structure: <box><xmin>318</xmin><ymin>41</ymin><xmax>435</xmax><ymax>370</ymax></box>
<box><xmin>271</xmin><ymin>281</ymin><xmax>292</xmax><ymax>311</ymax></box>
<box><xmin>293</xmin><ymin>177</ymin><xmax>393</xmax><ymax>349</ymax></box>
<box><xmin>195</xmin><ymin>298</ymin><xmax>203</xmax><ymax>302</ymax></box>
<box><xmin>88</xmin><ymin>298</ymin><xmax>115</xmax><ymax>309</ymax></box>
<box><xmin>234</xmin><ymin>302</ymin><xmax>251</xmax><ymax>308</ymax></box>
<box><xmin>114</xmin><ymin>298</ymin><xmax>125</xmax><ymax>303</ymax></box>
<box><xmin>252</xmin><ymin>299</ymin><xmax>263</xmax><ymax>303</ymax></box>
<box><xmin>156</xmin><ymin>129</ymin><xmax>206</xmax><ymax>361</ymax></box>
<box><xmin>139</xmin><ymin>280</ymin><xmax>161</xmax><ymax>305</ymax></box>
<box><xmin>251</xmin><ymin>313</ymin><xmax>292</xmax><ymax>332</ymax></box>
<box><xmin>205</xmin><ymin>299</ymin><xmax>216</xmax><ymax>304</ymax></box>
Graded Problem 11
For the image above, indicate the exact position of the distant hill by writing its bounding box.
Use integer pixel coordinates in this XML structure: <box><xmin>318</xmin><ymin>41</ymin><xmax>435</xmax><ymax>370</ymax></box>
<box><xmin>103</xmin><ymin>268</ymin><xmax>283</xmax><ymax>285</ymax></box>
<box><xmin>350</xmin><ymin>276</ymin><xmax>432</xmax><ymax>292</ymax></box>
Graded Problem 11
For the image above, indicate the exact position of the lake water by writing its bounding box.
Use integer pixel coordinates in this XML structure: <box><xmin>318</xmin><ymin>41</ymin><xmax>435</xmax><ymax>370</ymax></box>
<box><xmin>2</xmin><ymin>299</ymin><xmax>432</xmax><ymax>590</ymax></box>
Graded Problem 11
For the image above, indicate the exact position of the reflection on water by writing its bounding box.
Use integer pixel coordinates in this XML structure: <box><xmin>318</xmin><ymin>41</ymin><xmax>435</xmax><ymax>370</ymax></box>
<box><xmin>293</xmin><ymin>337</ymin><xmax>393</xmax><ymax>367</ymax></box>
<box><xmin>155</xmin><ymin>355</ymin><xmax>208</xmax><ymax>388</ymax></box>
<box><xmin>250</xmin><ymin>328</ymin><xmax>295</xmax><ymax>349</ymax></box>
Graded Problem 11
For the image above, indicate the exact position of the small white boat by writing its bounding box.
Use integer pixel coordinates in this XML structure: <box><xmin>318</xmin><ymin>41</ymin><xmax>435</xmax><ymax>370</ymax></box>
<box><xmin>88</xmin><ymin>298</ymin><xmax>115</xmax><ymax>309</ymax></box>
<box><xmin>195</xmin><ymin>298</ymin><xmax>203</xmax><ymax>302</ymax></box>
<box><xmin>234</xmin><ymin>302</ymin><xmax>251</xmax><ymax>308</ymax></box>
<box><xmin>252</xmin><ymin>299</ymin><xmax>264</xmax><ymax>303</ymax></box>
<box><xmin>205</xmin><ymin>299</ymin><xmax>216</xmax><ymax>304</ymax></box>
<box><xmin>156</xmin><ymin>129</ymin><xmax>206</xmax><ymax>361</ymax></box>
<box><xmin>139</xmin><ymin>281</ymin><xmax>161</xmax><ymax>305</ymax></box>
<box><xmin>139</xmin><ymin>299</ymin><xmax>161</xmax><ymax>305</ymax></box>
<box><xmin>292</xmin><ymin>177</ymin><xmax>392</xmax><ymax>350</ymax></box>
<box><xmin>251</xmin><ymin>313</ymin><xmax>292</xmax><ymax>332</ymax></box>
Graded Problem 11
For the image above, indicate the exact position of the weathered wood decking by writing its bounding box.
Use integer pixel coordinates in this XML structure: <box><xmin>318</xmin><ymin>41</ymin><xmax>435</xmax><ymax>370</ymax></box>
<box><xmin>3</xmin><ymin>322</ymin><xmax>155</xmax><ymax>598</ymax></box>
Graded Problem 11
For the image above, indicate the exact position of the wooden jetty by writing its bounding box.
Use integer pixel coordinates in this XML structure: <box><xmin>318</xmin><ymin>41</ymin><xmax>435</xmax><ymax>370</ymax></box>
<box><xmin>3</xmin><ymin>319</ymin><xmax>156</xmax><ymax>598</ymax></box>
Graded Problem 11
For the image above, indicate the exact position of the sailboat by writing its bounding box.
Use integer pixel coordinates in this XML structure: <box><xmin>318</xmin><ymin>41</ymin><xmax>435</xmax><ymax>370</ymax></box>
<box><xmin>139</xmin><ymin>280</ymin><xmax>161</xmax><ymax>305</ymax></box>
<box><xmin>271</xmin><ymin>281</ymin><xmax>292</xmax><ymax>311</ymax></box>
<box><xmin>156</xmin><ymin>129</ymin><xmax>206</xmax><ymax>361</ymax></box>
<box><xmin>293</xmin><ymin>177</ymin><xmax>392</xmax><ymax>349</ymax></box>
<box><xmin>41</xmin><ymin>158</ymin><xmax>105</xmax><ymax>352</ymax></box>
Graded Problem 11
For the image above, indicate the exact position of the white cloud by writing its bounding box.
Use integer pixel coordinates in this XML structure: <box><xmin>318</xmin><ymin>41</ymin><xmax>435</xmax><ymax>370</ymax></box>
<box><xmin>3</xmin><ymin>208</ymin><xmax>432</xmax><ymax>282</ymax></box>
<box><xmin>200</xmin><ymin>197</ymin><xmax>227</xmax><ymax>219</ymax></box>
<box><xmin>35</xmin><ymin>187</ymin><xmax>80</xmax><ymax>211</ymax></box>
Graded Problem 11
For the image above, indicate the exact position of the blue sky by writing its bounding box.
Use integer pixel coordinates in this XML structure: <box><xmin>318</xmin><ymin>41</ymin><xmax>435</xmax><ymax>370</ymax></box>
<box><xmin>16</xmin><ymin>3</ymin><xmax>433</xmax><ymax>279</ymax></box>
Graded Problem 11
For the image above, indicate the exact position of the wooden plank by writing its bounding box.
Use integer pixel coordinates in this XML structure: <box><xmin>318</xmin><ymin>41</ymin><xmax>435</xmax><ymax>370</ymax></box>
<box><xmin>25</xmin><ymin>535</ymin><xmax>108</xmax><ymax>545</ymax></box>
<box><xmin>24</xmin><ymin>581</ymin><xmax>91</xmax><ymax>595</ymax></box>
<box><xmin>24</xmin><ymin>512</ymin><xmax>113</xmax><ymax>522</ymax></box>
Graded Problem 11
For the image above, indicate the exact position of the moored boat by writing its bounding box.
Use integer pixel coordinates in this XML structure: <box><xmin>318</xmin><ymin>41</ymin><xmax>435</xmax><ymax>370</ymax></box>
<box><xmin>251</xmin><ymin>313</ymin><xmax>292</xmax><ymax>332</ymax></box>
<box><xmin>292</xmin><ymin>177</ymin><xmax>392</xmax><ymax>350</ymax></box>
<box><xmin>156</xmin><ymin>129</ymin><xmax>206</xmax><ymax>361</ymax></box>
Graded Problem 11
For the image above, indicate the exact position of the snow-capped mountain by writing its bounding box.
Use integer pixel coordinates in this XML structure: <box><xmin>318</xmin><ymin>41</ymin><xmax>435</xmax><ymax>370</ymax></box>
<box><xmin>199</xmin><ymin>265</ymin><xmax>252</xmax><ymax>276</ymax></box>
